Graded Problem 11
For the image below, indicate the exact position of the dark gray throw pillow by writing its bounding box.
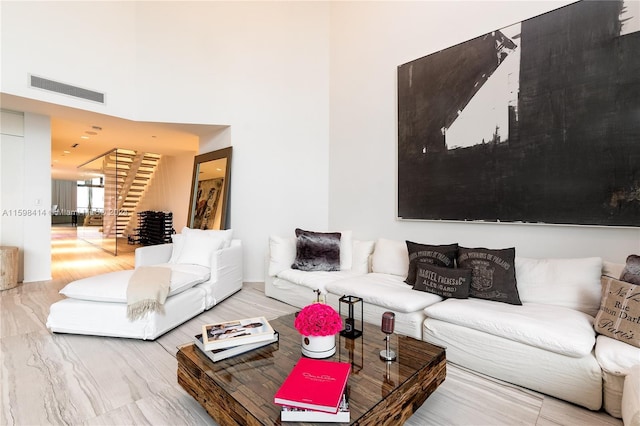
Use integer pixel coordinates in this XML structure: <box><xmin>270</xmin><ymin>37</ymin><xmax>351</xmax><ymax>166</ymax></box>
<box><xmin>405</xmin><ymin>241</ymin><xmax>458</xmax><ymax>285</ymax></box>
<box><xmin>413</xmin><ymin>263</ymin><xmax>471</xmax><ymax>299</ymax></box>
<box><xmin>457</xmin><ymin>246</ymin><xmax>522</xmax><ymax>305</ymax></box>
<box><xmin>291</xmin><ymin>228</ymin><xmax>341</xmax><ymax>272</ymax></box>
<box><xmin>620</xmin><ymin>254</ymin><xmax>640</xmax><ymax>285</ymax></box>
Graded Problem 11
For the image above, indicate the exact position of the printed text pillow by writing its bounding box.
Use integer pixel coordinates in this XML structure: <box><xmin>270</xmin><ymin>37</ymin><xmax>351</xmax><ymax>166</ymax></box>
<box><xmin>457</xmin><ymin>247</ymin><xmax>521</xmax><ymax>305</ymax></box>
<box><xmin>413</xmin><ymin>263</ymin><xmax>471</xmax><ymax>299</ymax></box>
<box><xmin>405</xmin><ymin>241</ymin><xmax>458</xmax><ymax>285</ymax></box>
<box><xmin>595</xmin><ymin>276</ymin><xmax>640</xmax><ymax>348</ymax></box>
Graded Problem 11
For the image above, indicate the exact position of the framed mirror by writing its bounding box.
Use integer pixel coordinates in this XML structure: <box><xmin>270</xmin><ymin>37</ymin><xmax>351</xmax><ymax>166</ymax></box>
<box><xmin>187</xmin><ymin>147</ymin><xmax>232</xmax><ymax>230</ymax></box>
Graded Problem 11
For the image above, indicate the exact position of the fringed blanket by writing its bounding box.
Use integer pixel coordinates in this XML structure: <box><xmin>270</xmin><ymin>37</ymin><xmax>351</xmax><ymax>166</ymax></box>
<box><xmin>126</xmin><ymin>266</ymin><xmax>171</xmax><ymax>321</ymax></box>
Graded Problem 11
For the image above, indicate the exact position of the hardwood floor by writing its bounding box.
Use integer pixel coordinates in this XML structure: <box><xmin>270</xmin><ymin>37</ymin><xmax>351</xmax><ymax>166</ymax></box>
<box><xmin>0</xmin><ymin>226</ymin><xmax>623</xmax><ymax>425</ymax></box>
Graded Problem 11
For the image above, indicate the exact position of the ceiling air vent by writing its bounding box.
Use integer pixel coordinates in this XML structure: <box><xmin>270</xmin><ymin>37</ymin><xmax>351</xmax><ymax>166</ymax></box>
<box><xmin>29</xmin><ymin>75</ymin><xmax>105</xmax><ymax>104</ymax></box>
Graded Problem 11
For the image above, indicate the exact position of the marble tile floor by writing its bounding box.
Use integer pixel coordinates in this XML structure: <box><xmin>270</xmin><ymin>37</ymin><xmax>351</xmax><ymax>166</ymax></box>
<box><xmin>0</xmin><ymin>231</ymin><xmax>624</xmax><ymax>425</ymax></box>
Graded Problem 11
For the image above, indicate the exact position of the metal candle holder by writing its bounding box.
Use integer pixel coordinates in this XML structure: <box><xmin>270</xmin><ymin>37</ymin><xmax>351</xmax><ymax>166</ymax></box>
<box><xmin>339</xmin><ymin>295</ymin><xmax>363</xmax><ymax>339</ymax></box>
<box><xmin>380</xmin><ymin>334</ymin><xmax>397</xmax><ymax>361</ymax></box>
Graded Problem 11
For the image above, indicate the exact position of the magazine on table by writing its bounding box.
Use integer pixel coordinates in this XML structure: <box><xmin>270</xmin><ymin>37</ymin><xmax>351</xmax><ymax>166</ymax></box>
<box><xmin>201</xmin><ymin>316</ymin><xmax>275</xmax><ymax>351</ymax></box>
<box><xmin>281</xmin><ymin>392</ymin><xmax>350</xmax><ymax>422</ymax></box>
<box><xmin>274</xmin><ymin>358</ymin><xmax>351</xmax><ymax>413</ymax></box>
<box><xmin>194</xmin><ymin>330</ymin><xmax>279</xmax><ymax>363</ymax></box>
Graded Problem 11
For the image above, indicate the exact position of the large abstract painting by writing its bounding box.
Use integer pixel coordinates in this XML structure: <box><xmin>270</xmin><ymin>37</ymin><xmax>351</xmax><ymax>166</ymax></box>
<box><xmin>398</xmin><ymin>0</ymin><xmax>640</xmax><ymax>227</ymax></box>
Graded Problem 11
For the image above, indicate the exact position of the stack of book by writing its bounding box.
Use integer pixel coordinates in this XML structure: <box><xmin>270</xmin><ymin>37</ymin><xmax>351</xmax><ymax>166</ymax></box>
<box><xmin>274</xmin><ymin>358</ymin><xmax>351</xmax><ymax>423</ymax></box>
<box><xmin>280</xmin><ymin>393</ymin><xmax>350</xmax><ymax>422</ymax></box>
<box><xmin>194</xmin><ymin>316</ymin><xmax>278</xmax><ymax>363</ymax></box>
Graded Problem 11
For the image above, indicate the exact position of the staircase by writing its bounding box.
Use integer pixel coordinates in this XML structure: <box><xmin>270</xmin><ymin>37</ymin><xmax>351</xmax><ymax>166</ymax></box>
<box><xmin>102</xmin><ymin>149</ymin><xmax>162</xmax><ymax>238</ymax></box>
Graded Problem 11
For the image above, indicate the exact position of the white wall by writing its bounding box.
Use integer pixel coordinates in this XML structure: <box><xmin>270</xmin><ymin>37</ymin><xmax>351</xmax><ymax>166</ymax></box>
<box><xmin>167</xmin><ymin>154</ymin><xmax>196</xmax><ymax>231</ymax></box>
<box><xmin>23</xmin><ymin>113</ymin><xmax>52</xmax><ymax>281</ymax></box>
<box><xmin>0</xmin><ymin>111</ymin><xmax>51</xmax><ymax>282</ymax></box>
<box><xmin>134</xmin><ymin>1</ymin><xmax>332</xmax><ymax>279</ymax></box>
<box><xmin>1</xmin><ymin>1</ymin><xmax>331</xmax><ymax>281</ymax></box>
<box><xmin>0</xmin><ymin>111</ymin><xmax>26</xmax><ymax>282</ymax></box>
<box><xmin>3</xmin><ymin>1</ymin><xmax>637</xmax><ymax>283</ymax></box>
<box><xmin>0</xmin><ymin>1</ymin><xmax>138</xmax><ymax>118</ymax></box>
<box><xmin>135</xmin><ymin>153</ymin><xmax>194</xmax><ymax>232</ymax></box>
<box><xmin>328</xmin><ymin>1</ymin><xmax>640</xmax><ymax>263</ymax></box>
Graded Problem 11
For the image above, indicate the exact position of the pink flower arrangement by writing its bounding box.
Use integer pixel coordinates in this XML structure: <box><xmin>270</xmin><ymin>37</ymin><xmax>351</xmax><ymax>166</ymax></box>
<box><xmin>294</xmin><ymin>303</ymin><xmax>342</xmax><ymax>336</ymax></box>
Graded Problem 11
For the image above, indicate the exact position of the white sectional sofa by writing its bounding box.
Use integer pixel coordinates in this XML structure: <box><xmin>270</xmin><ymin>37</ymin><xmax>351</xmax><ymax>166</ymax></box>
<box><xmin>265</xmin><ymin>234</ymin><xmax>640</xmax><ymax>419</ymax></box>
<box><xmin>47</xmin><ymin>228</ymin><xmax>243</xmax><ymax>340</ymax></box>
<box><xmin>422</xmin><ymin>256</ymin><xmax>604</xmax><ymax>410</ymax></box>
<box><xmin>266</xmin><ymin>236</ymin><xmax>442</xmax><ymax>338</ymax></box>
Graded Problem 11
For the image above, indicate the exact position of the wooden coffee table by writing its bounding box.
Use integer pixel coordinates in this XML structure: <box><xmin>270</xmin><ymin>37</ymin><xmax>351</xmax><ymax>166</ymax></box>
<box><xmin>177</xmin><ymin>313</ymin><xmax>446</xmax><ymax>425</ymax></box>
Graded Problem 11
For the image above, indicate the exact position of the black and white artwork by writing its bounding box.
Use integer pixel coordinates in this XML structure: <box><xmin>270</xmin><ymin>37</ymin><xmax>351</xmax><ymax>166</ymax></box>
<box><xmin>398</xmin><ymin>0</ymin><xmax>640</xmax><ymax>227</ymax></box>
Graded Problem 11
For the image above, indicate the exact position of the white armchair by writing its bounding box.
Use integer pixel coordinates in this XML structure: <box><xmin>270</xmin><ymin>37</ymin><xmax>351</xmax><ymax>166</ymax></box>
<box><xmin>46</xmin><ymin>234</ymin><xmax>243</xmax><ymax>340</ymax></box>
<box><xmin>135</xmin><ymin>240</ymin><xmax>244</xmax><ymax>309</ymax></box>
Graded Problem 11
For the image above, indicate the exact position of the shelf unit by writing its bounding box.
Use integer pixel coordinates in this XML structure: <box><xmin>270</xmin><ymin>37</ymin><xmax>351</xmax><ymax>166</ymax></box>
<box><xmin>136</xmin><ymin>211</ymin><xmax>173</xmax><ymax>246</ymax></box>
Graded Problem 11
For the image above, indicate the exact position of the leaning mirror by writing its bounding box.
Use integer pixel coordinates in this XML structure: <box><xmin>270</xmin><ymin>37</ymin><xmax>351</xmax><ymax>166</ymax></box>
<box><xmin>187</xmin><ymin>147</ymin><xmax>232</xmax><ymax>230</ymax></box>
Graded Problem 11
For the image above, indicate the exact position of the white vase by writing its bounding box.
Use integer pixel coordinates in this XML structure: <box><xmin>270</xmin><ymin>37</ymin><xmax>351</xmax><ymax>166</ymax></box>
<box><xmin>301</xmin><ymin>334</ymin><xmax>336</xmax><ymax>358</ymax></box>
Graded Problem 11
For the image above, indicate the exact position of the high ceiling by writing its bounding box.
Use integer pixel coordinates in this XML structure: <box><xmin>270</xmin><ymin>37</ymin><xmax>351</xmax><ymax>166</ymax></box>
<box><xmin>1</xmin><ymin>93</ymin><xmax>225</xmax><ymax>181</ymax></box>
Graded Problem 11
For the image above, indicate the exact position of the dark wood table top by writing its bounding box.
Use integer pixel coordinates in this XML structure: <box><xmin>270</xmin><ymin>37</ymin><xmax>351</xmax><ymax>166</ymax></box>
<box><xmin>177</xmin><ymin>313</ymin><xmax>446</xmax><ymax>425</ymax></box>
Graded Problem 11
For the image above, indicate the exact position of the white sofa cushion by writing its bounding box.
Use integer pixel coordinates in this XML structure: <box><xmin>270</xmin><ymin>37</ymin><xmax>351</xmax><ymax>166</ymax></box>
<box><xmin>182</xmin><ymin>226</ymin><xmax>234</xmax><ymax>248</ymax></box>
<box><xmin>48</xmin><ymin>287</ymin><xmax>206</xmax><ymax>340</ymax></box>
<box><xmin>269</xmin><ymin>235</ymin><xmax>297</xmax><ymax>276</ymax></box>
<box><xmin>169</xmin><ymin>227</ymin><xmax>233</xmax><ymax>264</ymax></box>
<box><xmin>60</xmin><ymin>264</ymin><xmax>210</xmax><ymax>303</ymax></box>
<box><xmin>339</xmin><ymin>230</ymin><xmax>353</xmax><ymax>270</ymax></box>
<box><xmin>352</xmin><ymin>240</ymin><xmax>375</xmax><ymax>274</ymax></box>
<box><xmin>515</xmin><ymin>257</ymin><xmax>602</xmax><ymax>316</ymax></box>
<box><xmin>276</xmin><ymin>269</ymin><xmax>363</xmax><ymax>294</ymax></box>
<box><xmin>424</xmin><ymin>298</ymin><xmax>596</xmax><ymax>357</ymax></box>
<box><xmin>175</xmin><ymin>233</ymin><xmax>224</xmax><ymax>268</ymax></box>
<box><xmin>169</xmin><ymin>234</ymin><xmax>183</xmax><ymax>263</ymax></box>
<box><xmin>371</xmin><ymin>239</ymin><xmax>409</xmax><ymax>277</ymax></box>
<box><xmin>325</xmin><ymin>273</ymin><xmax>442</xmax><ymax>313</ymax></box>
<box><xmin>422</xmin><ymin>317</ymin><xmax>603</xmax><ymax>411</ymax></box>
<box><xmin>595</xmin><ymin>335</ymin><xmax>640</xmax><ymax>375</ymax></box>
<box><xmin>622</xmin><ymin>364</ymin><xmax>640</xmax><ymax>426</ymax></box>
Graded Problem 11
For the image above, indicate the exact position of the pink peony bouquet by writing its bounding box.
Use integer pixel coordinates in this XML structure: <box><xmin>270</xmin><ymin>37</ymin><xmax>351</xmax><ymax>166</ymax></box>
<box><xmin>294</xmin><ymin>303</ymin><xmax>342</xmax><ymax>336</ymax></box>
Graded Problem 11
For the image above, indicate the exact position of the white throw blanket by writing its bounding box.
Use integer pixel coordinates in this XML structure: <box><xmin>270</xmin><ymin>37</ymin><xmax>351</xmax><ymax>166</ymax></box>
<box><xmin>126</xmin><ymin>266</ymin><xmax>171</xmax><ymax>320</ymax></box>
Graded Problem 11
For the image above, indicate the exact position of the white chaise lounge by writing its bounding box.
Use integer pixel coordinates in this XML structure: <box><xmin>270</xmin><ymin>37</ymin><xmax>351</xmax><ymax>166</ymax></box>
<box><xmin>46</xmin><ymin>228</ymin><xmax>243</xmax><ymax>340</ymax></box>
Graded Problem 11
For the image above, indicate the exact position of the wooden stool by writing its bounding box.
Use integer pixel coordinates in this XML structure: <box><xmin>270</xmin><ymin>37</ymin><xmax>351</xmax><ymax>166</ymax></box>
<box><xmin>0</xmin><ymin>246</ymin><xmax>19</xmax><ymax>291</ymax></box>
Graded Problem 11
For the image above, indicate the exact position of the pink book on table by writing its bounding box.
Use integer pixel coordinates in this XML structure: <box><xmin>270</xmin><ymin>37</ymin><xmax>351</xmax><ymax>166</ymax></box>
<box><xmin>274</xmin><ymin>358</ymin><xmax>350</xmax><ymax>413</ymax></box>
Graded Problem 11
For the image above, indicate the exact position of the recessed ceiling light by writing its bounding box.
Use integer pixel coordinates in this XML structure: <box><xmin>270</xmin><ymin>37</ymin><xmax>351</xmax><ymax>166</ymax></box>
<box><xmin>63</xmin><ymin>150</ymin><xmax>71</xmax><ymax>154</ymax></box>
<box><xmin>81</xmin><ymin>136</ymin><xmax>89</xmax><ymax>139</ymax></box>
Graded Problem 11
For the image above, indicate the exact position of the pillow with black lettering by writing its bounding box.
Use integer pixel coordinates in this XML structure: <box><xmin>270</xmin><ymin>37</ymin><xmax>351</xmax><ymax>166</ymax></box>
<box><xmin>413</xmin><ymin>263</ymin><xmax>471</xmax><ymax>299</ymax></box>
<box><xmin>291</xmin><ymin>228</ymin><xmax>341</xmax><ymax>272</ymax></box>
<box><xmin>595</xmin><ymin>276</ymin><xmax>640</xmax><ymax>348</ymax></box>
<box><xmin>405</xmin><ymin>241</ymin><xmax>458</xmax><ymax>285</ymax></box>
<box><xmin>457</xmin><ymin>247</ymin><xmax>521</xmax><ymax>305</ymax></box>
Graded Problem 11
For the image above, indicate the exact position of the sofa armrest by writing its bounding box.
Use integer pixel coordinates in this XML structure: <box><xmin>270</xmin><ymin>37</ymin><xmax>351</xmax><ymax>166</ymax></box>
<box><xmin>135</xmin><ymin>243</ymin><xmax>173</xmax><ymax>268</ymax></box>
<box><xmin>210</xmin><ymin>239</ymin><xmax>243</xmax><ymax>284</ymax></box>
